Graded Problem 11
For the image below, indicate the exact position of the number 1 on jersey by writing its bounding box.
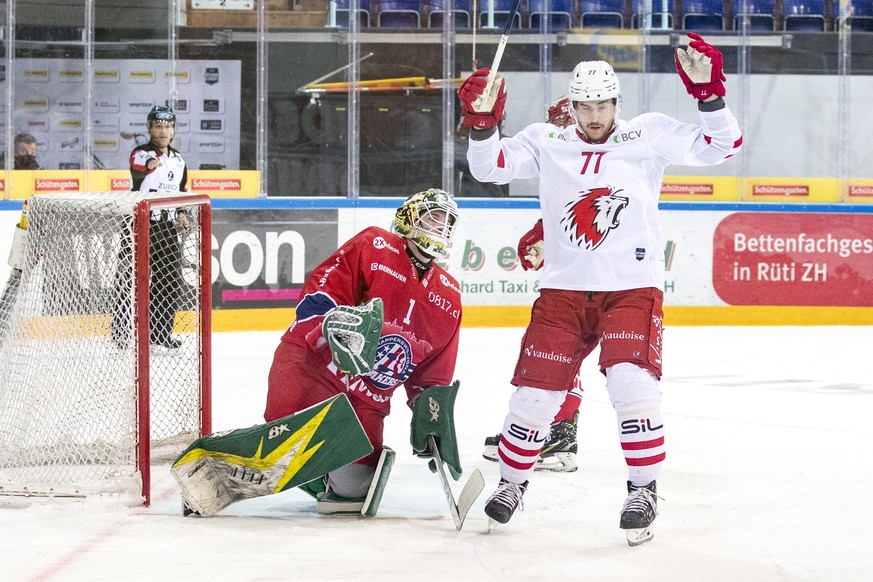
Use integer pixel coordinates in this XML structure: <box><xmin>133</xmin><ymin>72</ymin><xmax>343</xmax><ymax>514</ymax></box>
<box><xmin>403</xmin><ymin>299</ymin><xmax>416</xmax><ymax>324</ymax></box>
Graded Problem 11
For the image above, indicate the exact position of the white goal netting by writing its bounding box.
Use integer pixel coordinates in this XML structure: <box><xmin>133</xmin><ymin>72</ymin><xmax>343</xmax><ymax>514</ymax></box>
<box><xmin>0</xmin><ymin>192</ymin><xmax>211</xmax><ymax>504</ymax></box>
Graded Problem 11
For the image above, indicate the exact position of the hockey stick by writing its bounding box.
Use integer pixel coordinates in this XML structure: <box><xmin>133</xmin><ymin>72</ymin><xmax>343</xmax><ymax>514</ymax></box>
<box><xmin>470</xmin><ymin>0</ymin><xmax>521</xmax><ymax>111</ymax></box>
<box><xmin>429</xmin><ymin>435</ymin><xmax>485</xmax><ymax>531</ymax></box>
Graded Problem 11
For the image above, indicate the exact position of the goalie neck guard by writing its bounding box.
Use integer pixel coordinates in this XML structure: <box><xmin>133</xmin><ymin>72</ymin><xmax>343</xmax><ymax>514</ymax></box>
<box><xmin>392</xmin><ymin>189</ymin><xmax>459</xmax><ymax>258</ymax></box>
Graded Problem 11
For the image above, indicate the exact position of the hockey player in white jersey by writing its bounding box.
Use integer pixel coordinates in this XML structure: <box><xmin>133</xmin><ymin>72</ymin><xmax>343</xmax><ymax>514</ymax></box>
<box><xmin>458</xmin><ymin>33</ymin><xmax>742</xmax><ymax>545</ymax></box>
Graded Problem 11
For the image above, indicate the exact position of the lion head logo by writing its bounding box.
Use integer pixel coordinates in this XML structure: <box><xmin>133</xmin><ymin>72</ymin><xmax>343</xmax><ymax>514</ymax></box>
<box><xmin>560</xmin><ymin>187</ymin><xmax>629</xmax><ymax>250</ymax></box>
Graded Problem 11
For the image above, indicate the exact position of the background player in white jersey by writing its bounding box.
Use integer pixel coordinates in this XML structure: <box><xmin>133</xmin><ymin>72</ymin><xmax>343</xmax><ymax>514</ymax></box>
<box><xmin>482</xmin><ymin>97</ymin><xmax>584</xmax><ymax>473</ymax></box>
<box><xmin>458</xmin><ymin>33</ymin><xmax>742</xmax><ymax>544</ymax></box>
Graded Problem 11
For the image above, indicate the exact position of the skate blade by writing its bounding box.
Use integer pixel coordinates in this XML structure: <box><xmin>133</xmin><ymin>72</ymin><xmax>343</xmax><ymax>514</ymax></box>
<box><xmin>482</xmin><ymin>445</ymin><xmax>498</xmax><ymax>462</ymax></box>
<box><xmin>535</xmin><ymin>452</ymin><xmax>578</xmax><ymax>473</ymax></box>
<box><xmin>625</xmin><ymin>526</ymin><xmax>654</xmax><ymax>546</ymax></box>
<box><xmin>487</xmin><ymin>518</ymin><xmax>500</xmax><ymax>533</ymax></box>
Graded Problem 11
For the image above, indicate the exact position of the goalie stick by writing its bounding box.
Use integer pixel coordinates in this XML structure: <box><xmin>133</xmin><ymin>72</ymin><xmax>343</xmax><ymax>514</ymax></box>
<box><xmin>470</xmin><ymin>0</ymin><xmax>521</xmax><ymax>112</ymax></box>
<box><xmin>429</xmin><ymin>435</ymin><xmax>484</xmax><ymax>531</ymax></box>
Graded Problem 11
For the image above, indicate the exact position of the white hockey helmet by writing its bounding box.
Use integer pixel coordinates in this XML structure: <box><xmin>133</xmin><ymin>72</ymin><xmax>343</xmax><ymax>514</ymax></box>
<box><xmin>392</xmin><ymin>188</ymin><xmax>459</xmax><ymax>258</ymax></box>
<box><xmin>568</xmin><ymin>60</ymin><xmax>621</xmax><ymax>102</ymax></box>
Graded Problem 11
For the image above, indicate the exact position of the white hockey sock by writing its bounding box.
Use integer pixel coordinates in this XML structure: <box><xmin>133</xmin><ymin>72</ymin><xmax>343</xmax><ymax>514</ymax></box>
<box><xmin>497</xmin><ymin>387</ymin><xmax>565</xmax><ymax>484</ymax></box>
<box><xmin>497</xmin><ymin>413</ymin><xmax>548</xmax><ymax>484</ymax></box>
<box><xmin>617</xmin><ymin>408</ymin><xmax>665</xmax><ymax>485</ymax></box>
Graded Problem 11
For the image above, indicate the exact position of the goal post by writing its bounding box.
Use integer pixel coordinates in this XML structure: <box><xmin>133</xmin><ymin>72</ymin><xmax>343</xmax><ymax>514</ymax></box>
<box><xmin>0</xmin><ymin>191</ymin><xmax>212</xmax><ymax>506</ymax></box>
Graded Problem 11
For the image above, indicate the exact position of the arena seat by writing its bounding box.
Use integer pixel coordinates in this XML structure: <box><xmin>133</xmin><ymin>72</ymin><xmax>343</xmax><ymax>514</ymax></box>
<box><xmin>632</xmin><ymin>0</ymin><xmax>675</xmax><ymax>29</ymax></box>
<box><xmin>848</xmin><ymin>0</ymin><xmax>873</xmax><ymax>31</ymax></box>
<box><xmin>782</xmin><ymin>0</ymin><xmax>827</xmax><ymax>31</ymax></box>
<box><xmin>378</xmin><ymin>0</ymin><xmax>422</xmax><ymax>28</ymax></box>
<box><xmin>478</xmin><ymin>0</ymin><xmax>523</xmax><ymax>29</ymax></box>
<box><xmin>581</xmin><ymin>0</ymin><xmax>625</xmax><ymax>29</ymax></box>
<box><xmin>733</xmin><ymin>0</ymin><xmax>776</xmax><ymax>31</ymax></box>
<box><xmin>682</xmin><ymin>0</ymin><xmax>725</xmax><ymax>30</ymax></box>
<box><xmin>428</xmin><ymin>0</ymin><xmax>472</xmax><ymax>28</ymax></box>
<box><xmin>334</xmin><ymin>0</ymin><xmax>371</xmax><ymax>28</ymax></box>
<box><xmin>528</xmin><ymin>0</ymin><xmax>574</xmax><ymax>31</ymax></box>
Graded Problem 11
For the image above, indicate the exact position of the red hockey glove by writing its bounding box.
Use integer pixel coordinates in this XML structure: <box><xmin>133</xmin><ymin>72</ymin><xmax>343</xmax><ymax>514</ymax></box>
<box><xmin>547</xmin><ymin>96</ymin><xmax>573</xmax><ymax>129</ymax></box>
<box><xmin>674</xmin><ymin>32</ymin><xmax>726</xmax><ymax>101</ymax></box>
<box><xmin>517</xmin><ymin>219</ymin><xmax>545</xmax><ymax>271</ymax></box>
<box><xmin>458</xmin><ymin>68</ymin><xmax>506</xmax><ymax>130</ymax></box>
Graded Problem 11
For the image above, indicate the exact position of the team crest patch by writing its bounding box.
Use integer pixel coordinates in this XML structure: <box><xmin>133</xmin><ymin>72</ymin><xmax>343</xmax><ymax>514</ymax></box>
<box><xmin>560</xmin><ymin>187</ymin><xmax>629</xmax><ymax>250</ymax></box>
<box><xmin>367</xmin><ymin>334</ymin><xmax>416</xmax><ymax>390</ymax></box>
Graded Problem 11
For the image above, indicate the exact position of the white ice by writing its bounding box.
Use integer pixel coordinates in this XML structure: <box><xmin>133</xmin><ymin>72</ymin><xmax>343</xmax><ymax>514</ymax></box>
<box><xmin>2</xmin><ymin>326</ymin><xmax>872</xmax><ymax>581</ymax></box>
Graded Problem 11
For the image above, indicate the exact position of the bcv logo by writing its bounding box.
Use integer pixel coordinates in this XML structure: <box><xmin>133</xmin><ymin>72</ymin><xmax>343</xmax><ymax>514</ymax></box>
<box><xmin>611</xmin><ymin>130</ymin><xmax>642</xmax><ymax>144</ymax></box>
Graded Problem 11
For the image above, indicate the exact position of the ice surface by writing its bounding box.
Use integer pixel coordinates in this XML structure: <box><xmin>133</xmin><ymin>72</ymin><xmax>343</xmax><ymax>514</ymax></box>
<box><xmin>2</xmin><ymin>326</ymin><xmax>872</xmax><ymax>581</ymax></box>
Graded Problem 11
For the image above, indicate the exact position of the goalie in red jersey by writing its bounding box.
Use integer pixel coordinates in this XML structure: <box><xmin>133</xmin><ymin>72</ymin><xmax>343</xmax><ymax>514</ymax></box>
<box><xmin>173</xmin><ymin>189</ymin><xmax>465</xmax><ymax>518</ymax></box>
<box><xmin>266</xmin><ymin>188</ymin><xmax>463</xmax><ymax>511</ymax></box>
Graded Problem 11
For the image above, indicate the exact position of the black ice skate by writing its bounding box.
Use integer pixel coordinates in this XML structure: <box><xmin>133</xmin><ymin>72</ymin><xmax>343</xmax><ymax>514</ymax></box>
<box><xmin>620</xmin><ymin>480</ymin><xmax>659</xmax><ymax>546</ymax></box>
<box><xmin>537</xmin><ymin>410</ymin><xmax>578</xmax><ymax>473</ymax></box>
<box><xmin>484</xmin><ymin>478</ymin><xmax>527</xmax><ymax>530</ymax></box>
<box><xmin>482</xmin><ymin>434</ymin><xmax>500</xmax><ymax>462</ymax></box>
<box><xmin>483</xmin><ymin>410</ymin><xmax>579</xmax><ymax>473</ymax></box>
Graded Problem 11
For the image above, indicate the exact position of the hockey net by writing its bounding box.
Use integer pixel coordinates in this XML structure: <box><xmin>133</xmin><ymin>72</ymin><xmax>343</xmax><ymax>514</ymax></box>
<box><xmin>0</xmin><ymin>191</ymin><xmax>212</xmax><ymax>505</ymax></box>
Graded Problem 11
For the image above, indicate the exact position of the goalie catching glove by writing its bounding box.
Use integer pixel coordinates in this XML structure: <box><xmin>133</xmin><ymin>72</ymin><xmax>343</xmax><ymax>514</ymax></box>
<box><xmin>410</xmin><ymin>382</ymin><xmax>462</xmax><ymax>480</ymax></box>
<box><xmin>674</xmin><ymin>32</ymin><xmax>726</xmax><ymax>101</ymax></box>
<box><xmin>458</xmin><ymin>68</ymin><xmax>506</xmax><ymax>130</ymax></box>
<box><xmin>322</xmin><ymin>297</ymin><xmax>384</xmax><ymax>376</ymax></box>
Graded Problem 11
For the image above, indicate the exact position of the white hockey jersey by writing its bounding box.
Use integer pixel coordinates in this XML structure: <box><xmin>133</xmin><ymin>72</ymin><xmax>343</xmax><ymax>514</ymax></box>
<box><xmin>467</xmin><ymin>107</ymin><xmax>742</xmax><ymax>292</ymax></box>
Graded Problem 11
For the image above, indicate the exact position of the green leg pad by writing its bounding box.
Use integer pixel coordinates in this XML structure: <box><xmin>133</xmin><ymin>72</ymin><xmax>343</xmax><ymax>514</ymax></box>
<box><xmin>171</xmin><ymin>394</ymin><xmax>373</xmax><ymax>516</ymax></box>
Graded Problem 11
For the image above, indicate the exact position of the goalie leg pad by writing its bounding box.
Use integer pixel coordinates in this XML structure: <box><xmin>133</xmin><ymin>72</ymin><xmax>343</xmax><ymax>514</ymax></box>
<box><xmin>171</xmin><ymin>393</ymin><xmax>373</xmax><ymax>516</ymax></box>
<box><xmin>362</xmin><ymin>447</ymin><xmax>395</xmax><ymax>517</ymax></box>
<box><xmin>315</xmin><ymin>447</ymin><xmax>395</xmax><ymax>516</ymax></box>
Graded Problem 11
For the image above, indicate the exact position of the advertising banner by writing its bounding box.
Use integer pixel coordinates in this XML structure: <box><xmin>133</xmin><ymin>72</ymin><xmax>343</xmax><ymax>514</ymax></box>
<box><xmin>4</xmin><ymin>58</ymin><xmax>241</xmax><ymax>171</ymax></box>
<box><xmin>210</xmin><ymin>208</ymin><xmax>338</xmax><ymax>311</ymax></box>
<box><xmin>712</xmin><ymin>213</ymin><xmax>873</xmax><ymax>306</ymax></box>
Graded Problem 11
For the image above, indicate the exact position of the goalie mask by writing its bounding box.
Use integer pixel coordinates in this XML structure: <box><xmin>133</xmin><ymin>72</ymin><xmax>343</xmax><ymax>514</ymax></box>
<box><xmin>392</xmin><ymin>189</ymin><xmax>459</xmax><ymax>258</ymax></box>
<box><xmin>568</xmin><ymin>60</ymin><xmax>622</xmax><ymax>123</ymax></box>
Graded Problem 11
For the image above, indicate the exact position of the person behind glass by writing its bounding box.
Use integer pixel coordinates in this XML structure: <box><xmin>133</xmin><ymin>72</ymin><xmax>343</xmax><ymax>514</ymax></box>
<box><xmin>112</xmin><ymin>105</ymin><xmax>189</xmax><ymax>350</ymax></box>
<box><xmin>1</xmin><ymin>133</ymin><xmax>40</xmax><ymax>170</ymax></box>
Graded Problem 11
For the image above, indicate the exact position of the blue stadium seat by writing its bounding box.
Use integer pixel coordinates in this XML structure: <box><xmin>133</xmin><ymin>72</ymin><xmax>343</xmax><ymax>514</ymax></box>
<box><xmin>782</xmin><ymin>0</ymin><xmax>827</xmax><ymax>31</ymax></box>
<box><xmin>733</xmin><ymin>0</ymin><xmax>776</xmax><ymax>31</ymax></box>
<box><xmin>682</xmin><ymin>0</ymin><xmax>724</xmax><ymax>30</ymax></box>
<box><xmin>632</xmin><ymin>0</ymin><xmax>675</xmax><ymax>29</ymax></box>
<box><xmin>479</xmin><ymin>0</ymin><xmax>523</xmax><ymax>29</ymax></box>
<box><xmin>849</xmin><ymin>0</ymin><xmax>873</xmax><ymax>32</ymax></box>
<box><xmin>581</xmin><ymin>0</ymin><xmax>625</xmax><ymax>29</ymax></box>
<box><xmin>528</xmin><ymin>0</ymin><xmax>574</xmax><ymax>31</ymax></box>
<box><xmin>378</xmin><ymin>0</ymin><xmax>422</xmax><ymax>28</ymax></box>
<box><xmin>334</xmin><ymin>0</ymin><xmax>371</xmax><ymax>28</ymax></box>
<box><xmin>428</xmin><ymin>0</ymin><xmax>472</xmax><ymax>28</ymax></box>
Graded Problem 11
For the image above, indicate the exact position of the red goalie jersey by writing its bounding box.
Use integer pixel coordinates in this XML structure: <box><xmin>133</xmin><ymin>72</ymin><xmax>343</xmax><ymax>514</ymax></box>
<box><xmin>277</xmin><ymin>226</ymin><xmax>462</xmax><ymax>415</ymax></box>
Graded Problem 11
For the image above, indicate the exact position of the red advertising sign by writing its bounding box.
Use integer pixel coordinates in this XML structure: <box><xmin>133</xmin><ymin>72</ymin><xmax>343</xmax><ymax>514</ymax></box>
<box><xmin>191</xmin><ymin>178</ymin><xmax>241</xmax><ymax>191</ymax></box>
<box><xmin>660</xmin><ymin>183</ymin><xmax>714</xmax><ymax>196</ymax></box>
<box><xmin>848</xmin><ymin>185</ymin><xmax>873</xmax><ymax>197</ymax></box>
<box><xmin>713</xmin><ymin>213</ymin><xmax>873</xmax><ymax>306</ymax></box>
<box><xmin>35</xmin><ymin>178</ymin><xmax>80</xmax><ymax>191</ymax></box>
